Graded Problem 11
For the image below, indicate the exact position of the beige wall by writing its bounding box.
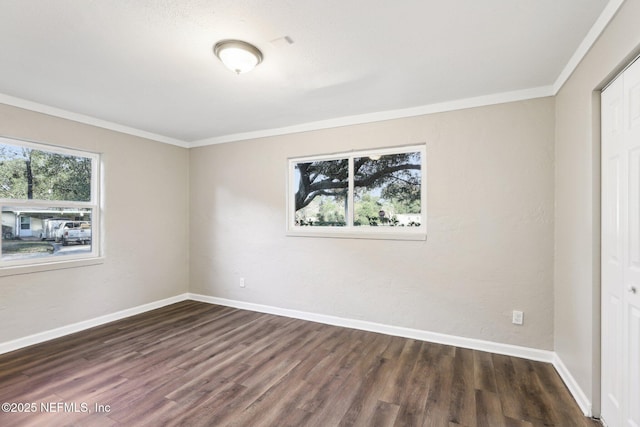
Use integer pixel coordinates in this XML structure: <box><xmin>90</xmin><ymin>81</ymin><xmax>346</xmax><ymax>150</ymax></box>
<box><xmin>0</xmin><ymin>1</ymin><xmax>636</xmax><ymax>414</ymax></box>
<box><xmin>554</xmin><ymin>0</ymin><xmax>640</xmax><ymax>415</ymax></box>
<box><xmin>190</xmin><ymin>98</ymin><xmax>556</xmax><ymax>349</ymax></box>
<box><xmin>0</xmin><ymin>104</ymin><xmax>190</xmax><ymax>343</ymax></box>
<box><xmin>5</xmin><ymin>1</ymin><xmax>638</xmax><ymax>408</ymax></box>
<box><xmin>7</xmin><ymin>3</ymin><xmax>638</xmax><ymax>410</ymax></box>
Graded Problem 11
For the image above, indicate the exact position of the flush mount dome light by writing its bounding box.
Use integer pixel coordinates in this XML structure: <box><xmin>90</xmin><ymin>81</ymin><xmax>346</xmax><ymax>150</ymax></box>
<box><xmin>214</xmin><ymin>39</ymin><xmax>263</xmax><ymax>74</ymax></box>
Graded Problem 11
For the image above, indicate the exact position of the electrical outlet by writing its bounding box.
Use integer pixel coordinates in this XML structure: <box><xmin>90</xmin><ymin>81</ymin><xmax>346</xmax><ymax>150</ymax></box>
<box><xmin>239</xmin><ymin>277</ymin><xmax>245</xmax><ymax>288</ymax></box>
<box><xmin>512</xmin><ymin>310</ymin><xmax>524</xmax><ymax>325</ymax></box>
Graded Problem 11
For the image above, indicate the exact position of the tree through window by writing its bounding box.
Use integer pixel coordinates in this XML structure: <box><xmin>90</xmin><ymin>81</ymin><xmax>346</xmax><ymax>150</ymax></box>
<box><xmin>289</xmin><ymin>145</ymin><xmax>426</xmax><ymax>239</ymax></box>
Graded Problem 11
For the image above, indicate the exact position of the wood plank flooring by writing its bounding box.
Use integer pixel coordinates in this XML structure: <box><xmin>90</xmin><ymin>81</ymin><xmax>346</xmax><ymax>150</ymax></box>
<box><xmin>0</xmin><ymin>301</ymin><xmax>600</xmax><ymax>426</ymax></box>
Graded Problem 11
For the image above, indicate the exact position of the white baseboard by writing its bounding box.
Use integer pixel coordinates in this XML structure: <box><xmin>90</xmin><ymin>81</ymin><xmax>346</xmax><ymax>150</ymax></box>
<box><xmin>0</xmin><ymin>291</ymin><xmax>592</xmax><ymax>419</ymax></box>
<box><xmin>0</xmin><ymin>293</ymin><xmax>190</xmax><ymax>355</ymax></box>
<box><xmin>552</xmin><ymin>352</ymin><xmax>593</xmax><ymax>417</ymax></box>
<box><xmin>188</xmin><ymin>293</ymin><xmax>555</xmax><ymax>363</ymax></box>
<box><xmin>192</xmin><ymin>294</ymin><xmax>598</xmax><ymax>414</ymax></box>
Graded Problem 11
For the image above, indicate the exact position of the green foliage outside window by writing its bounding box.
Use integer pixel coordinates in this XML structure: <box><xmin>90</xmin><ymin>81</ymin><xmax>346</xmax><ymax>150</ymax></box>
<box><xmin>0</xmin><ymin>143</ymin><xmax>91</xmax><ymax>202</ymax></box>
<box><xmin>294</xmin><ymin>150</ymin><xmax>422</xmax><ymax>228</ymax></box>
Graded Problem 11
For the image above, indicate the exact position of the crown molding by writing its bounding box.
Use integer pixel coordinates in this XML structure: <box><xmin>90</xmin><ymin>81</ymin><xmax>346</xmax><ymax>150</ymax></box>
<box><xmin>0</xmin><ymin>93</ymin><xmax>190</xmax><ymax>148</ymax></box>
<box><xmin>1</xmin><ymin>1</ymin><xmax>622</xmax><ymax>149</ymax></box>
<box><xmin>0</xmin><ymin>85</ymin><xmax>555</xmax><ymax>149</ymax></box>
<box><xmin>552</xmin><ymin>0</ymin><xmax>625</xmax><ymax>94</ymax></box>
<box><xmin>190</xmin><ymin>85</ymin><xmax>554</xmax><ymax>147</ymax></box>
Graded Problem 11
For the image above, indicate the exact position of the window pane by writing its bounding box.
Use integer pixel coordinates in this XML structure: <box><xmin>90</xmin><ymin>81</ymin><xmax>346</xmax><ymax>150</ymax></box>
<box><xmin>2</xmin><ymin>207</ymin><xmax>93</xmax><ymax>261</ymax></box>
<box><xmin>293</xmin><ymin>159</ymin><xmax>348</xmax><ymax>226</ymax></box>
<box><xmin>353</xmin><ymin>151</ymin><xmax>422</xmax><ymax>227</ymax></box>
<box><xmin>0</xmin><ymin>142</ymin><xmax>92</xmax><ymax>202</ymax></box>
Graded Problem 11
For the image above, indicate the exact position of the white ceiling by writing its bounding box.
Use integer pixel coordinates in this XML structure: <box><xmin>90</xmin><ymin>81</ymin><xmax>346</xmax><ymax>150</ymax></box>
<box><xmin>0</xmin><ymin>1</ymin><xmax>618</xmax><ymax>147</ymax></box>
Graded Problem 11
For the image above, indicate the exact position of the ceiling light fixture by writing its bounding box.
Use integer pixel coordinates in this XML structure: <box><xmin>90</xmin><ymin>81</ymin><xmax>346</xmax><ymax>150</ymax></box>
<box><xmin>213</xmin><ymin>39</ymin><xmax>263</xmax><ymax>74</ymax></box>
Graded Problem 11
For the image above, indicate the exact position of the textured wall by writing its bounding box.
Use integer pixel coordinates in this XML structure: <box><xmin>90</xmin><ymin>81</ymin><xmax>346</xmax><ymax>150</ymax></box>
<box><xmin>0</xmin><ymin>104</ymin><xmax>190</xmax><ymax>343</ymax></box>
<box><xmin>554</xmin><ymin>0</ymin><xmax>640</xmax><ymax>414</ymax></box>
<box><xmin>190</xmin><ymin>98</ymin><xmax>555</xmax><ymax>350</ymax></box>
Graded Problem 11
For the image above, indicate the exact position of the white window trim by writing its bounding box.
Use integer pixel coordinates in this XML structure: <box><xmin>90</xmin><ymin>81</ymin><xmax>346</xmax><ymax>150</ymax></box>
<box><xmin>287</xmin><ymin>144</ymin><xmax>427</xmax><ymax>241</ymax></box>
<box><xmin>0</xmin><ymin>136</ymin><xmax>103</xmax><ymax>274</ymax></box>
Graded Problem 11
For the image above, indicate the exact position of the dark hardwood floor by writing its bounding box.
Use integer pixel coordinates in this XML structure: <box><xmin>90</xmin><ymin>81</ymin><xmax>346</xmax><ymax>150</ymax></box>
<box><xmin>0</xmin><ymin>301</ymin><xmax>599</xmax><ymax>426</ymax></box>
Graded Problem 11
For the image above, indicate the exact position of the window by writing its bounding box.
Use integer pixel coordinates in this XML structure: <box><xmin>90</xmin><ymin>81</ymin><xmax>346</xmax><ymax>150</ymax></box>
<box><xmin>0</xmin><ymin>136</ymin><xmax>100</xmax><ymax>269</ymax></box>
<box><xmin>288</xmin><ymin>144</ymin><xmax>426</xmax><ymax>240</ymax></box>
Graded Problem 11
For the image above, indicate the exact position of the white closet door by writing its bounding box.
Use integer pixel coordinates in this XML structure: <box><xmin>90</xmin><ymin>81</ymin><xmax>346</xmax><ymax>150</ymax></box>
<box><xmin>602</xmin><ymin>70</ymin><xmax>624</xmax><ymax>426</ymax></box>
<box><xmin>601</xmin><ymin>57</ymin><xmax>640</xmax><ymax>427</ymax></box>
<box><xmin>623</xmin><ymin>56</ymin><xmax>640</xmax><ymax>427</ymax></box>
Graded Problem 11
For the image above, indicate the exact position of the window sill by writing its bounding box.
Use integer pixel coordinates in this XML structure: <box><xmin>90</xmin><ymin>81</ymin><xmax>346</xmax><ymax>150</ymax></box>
<box><xmin>0</xmin><ymin>256</ymin><xmax>105</xmax><ymax>277</ymax></box>
<box><xmin>287</xmin><ymin>228</ymin><xmax>427</xmax><ymax>241</ymax></box>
